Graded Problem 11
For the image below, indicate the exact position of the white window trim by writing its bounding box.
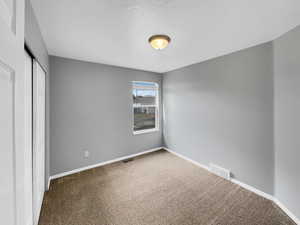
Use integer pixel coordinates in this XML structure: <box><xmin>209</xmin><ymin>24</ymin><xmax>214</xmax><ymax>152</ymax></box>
<box><xmin>133</xmin><ymin>128</ymin><xmax>159</xmax><ymax>135</ymax></box>
<box><xmin>132</xmin><ymin>81</ymin><xmax>159</xmax><ymax>135</ymax></box>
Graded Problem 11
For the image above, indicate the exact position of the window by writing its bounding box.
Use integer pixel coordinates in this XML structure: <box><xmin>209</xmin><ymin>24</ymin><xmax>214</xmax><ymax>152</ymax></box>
<box><xmin>132</xmin><ymin>81</ymin><xmax>159</xmax><ymax>134</ymax></box>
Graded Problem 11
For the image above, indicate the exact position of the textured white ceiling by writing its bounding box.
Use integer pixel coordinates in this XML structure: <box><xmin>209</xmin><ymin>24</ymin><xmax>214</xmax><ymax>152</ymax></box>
<box><xmin>30</xmin><ymin>0</ymin><xmax>300</xmax><ymax>73</ymax></box>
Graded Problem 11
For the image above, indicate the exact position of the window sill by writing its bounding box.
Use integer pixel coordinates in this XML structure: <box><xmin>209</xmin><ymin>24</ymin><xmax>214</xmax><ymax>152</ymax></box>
<box><xmin>133</xmin><ymin>128</ymin><xmax>159</xmax><ymax>135</ymax></box>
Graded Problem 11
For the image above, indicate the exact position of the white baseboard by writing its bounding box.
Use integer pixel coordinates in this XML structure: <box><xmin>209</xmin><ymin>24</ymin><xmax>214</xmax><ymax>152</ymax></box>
<box><xmin>274</xmin><ymin>199</ymin><xmax>300</xmax><ymax>225</ymax></box>
<box><xmin>164</xmin><ymin>147</ymin><xmax>273</xmax><ymax>200</ymax></box>
<box><xmin>163</xmin><ymin>147</ymin><xmax>299</xmax><ymax>225</ymax></box>
<box><xmin>47</xmin><ymin>146</ymin><xmax>299</xmax><ymax>224</ymax></box>
<box><xmin>47</xmin><ymin>177</ymin><xmax>51</xmax><ymax>190</ymax></box>
<box><xmin>48</xmin><ymin>147</ymin><xmax>163</xmax><ymax>185</ymax></box>
<box><xmin>231</xmin><ymin>179</ymin><xmax>274</xmax><ymax>201</ymax></box>
<box><xmin>164</xmin><ymin>147</ymin><xmax>210</xmax><ymax>171</ymax></box>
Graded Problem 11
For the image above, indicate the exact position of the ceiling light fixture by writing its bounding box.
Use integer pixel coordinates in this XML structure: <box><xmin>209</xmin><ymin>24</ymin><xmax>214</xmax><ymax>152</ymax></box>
<box><xmin>149</xmin><ymin>34</ymin><xmax>171</xmax><ymax>50</ymax></box>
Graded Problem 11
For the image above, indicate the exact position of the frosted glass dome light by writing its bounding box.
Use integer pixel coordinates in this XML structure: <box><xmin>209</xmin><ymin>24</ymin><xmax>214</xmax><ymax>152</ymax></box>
<box><xmin>149</xmin><ymin>35</ymin><xmax>171</xmax><ymax>50</ymax></box>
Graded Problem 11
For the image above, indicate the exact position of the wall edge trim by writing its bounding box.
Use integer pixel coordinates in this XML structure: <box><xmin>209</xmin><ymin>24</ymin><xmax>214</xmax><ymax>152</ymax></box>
<box><xmin>163</xmin><ymin>147</ymin><xmax>299</xmax><ymax>224</ymax></box>
<box><xmin>274</xmin><ymin>199</ymin><xmax>300</xmax><ymax>224</ymax></box>
<box><xmin>48</xmin><ymin>147</ymin><xmax>163</xmax><ymax>186</ymax></box>
<box><xmin>47</xmin><ymin>146</ymin><xmax>299</xmax><ymax>224</ymax></box>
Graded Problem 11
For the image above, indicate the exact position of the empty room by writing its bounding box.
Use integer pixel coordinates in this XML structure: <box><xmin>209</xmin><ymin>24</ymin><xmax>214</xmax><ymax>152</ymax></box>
<box><xmin>1</xmin><ymin>0</ymin><xmax>300</xmax><ymax>224</ymax></box>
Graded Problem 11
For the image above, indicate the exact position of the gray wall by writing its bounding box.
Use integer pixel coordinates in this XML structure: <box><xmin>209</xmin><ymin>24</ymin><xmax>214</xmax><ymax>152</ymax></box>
<box><xmin>50</xmin><ymin>56</ymin><xmax>163</xmax><ymax>175</ymax></box>
<box><xmin>274</xmin><ymin>26</ymin><xmax>300</xmax><ymax>219</ymax></box>
<box><xmin>163</xmin><ymin>43</ymin><xmax>274</xmax><ymax>194</ymax></box>
<box><xmin>25</xmin><ymin>0</ymin><xmax>51</xmax><ymax>188</ymax></box>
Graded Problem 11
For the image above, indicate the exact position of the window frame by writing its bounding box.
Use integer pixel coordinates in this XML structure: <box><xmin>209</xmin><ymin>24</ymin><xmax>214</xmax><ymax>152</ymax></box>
<box><xmin>132</xmin><ymin>81</ymin><xmax>159</xmax><ymax>135</ymax></box>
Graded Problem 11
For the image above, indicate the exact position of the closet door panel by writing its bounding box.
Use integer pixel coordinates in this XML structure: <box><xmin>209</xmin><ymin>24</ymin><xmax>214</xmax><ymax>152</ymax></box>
<box><xmin>32</xmin><ymin>61</ymin><xmax>45</xmax><ymax>225</ymax></box>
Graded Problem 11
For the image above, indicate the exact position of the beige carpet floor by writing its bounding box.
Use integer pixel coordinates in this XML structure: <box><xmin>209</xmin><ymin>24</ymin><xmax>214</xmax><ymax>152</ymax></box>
<box><xmin>39</xmin><ymin>150</ymin><xmax>296</xmax><ymax>225</ymax></box>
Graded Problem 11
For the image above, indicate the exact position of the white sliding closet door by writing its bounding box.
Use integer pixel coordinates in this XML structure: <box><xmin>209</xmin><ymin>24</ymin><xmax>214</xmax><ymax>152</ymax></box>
<box><xmin>32</xmin><ymin>61</ymin><xmax>46</xmax><ymax>225</ymax></box>
<box><xmin>24</xmin><ymin>50</ymin><xmax>33</xmax><ymax>225</ymax></box>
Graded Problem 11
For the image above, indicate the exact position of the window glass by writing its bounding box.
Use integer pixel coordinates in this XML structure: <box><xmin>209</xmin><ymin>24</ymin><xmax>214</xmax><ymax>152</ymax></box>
<box><xmin>133</xmin><ymin>89</ymin><xmax>156</xmax><ymax>106</ymax></box>
<box><xmin>132</xmin><ymin>82</ymin><xmax>158</xmax><ymax>133</ymax></box>
<box><xmin>134</xmin><ymin>107</ymin><xmax>156</xmax><ymax>131</ymax></box>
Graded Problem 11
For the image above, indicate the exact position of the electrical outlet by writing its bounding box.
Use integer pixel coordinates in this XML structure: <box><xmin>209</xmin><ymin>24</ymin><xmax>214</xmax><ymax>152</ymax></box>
<box><xmin>84</xmin><ymin>150</ymin><xmax>89</xmax><ymax>158</ymax></box>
